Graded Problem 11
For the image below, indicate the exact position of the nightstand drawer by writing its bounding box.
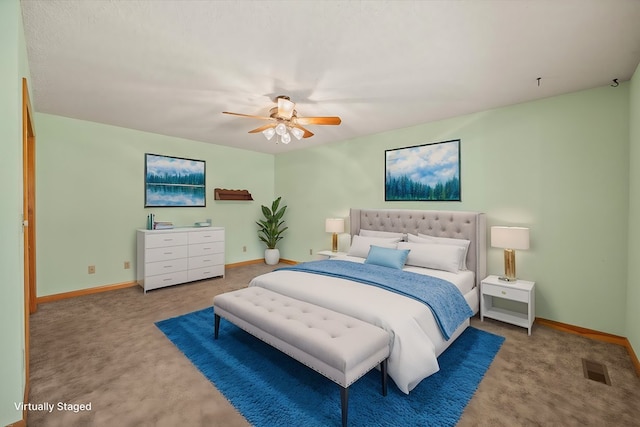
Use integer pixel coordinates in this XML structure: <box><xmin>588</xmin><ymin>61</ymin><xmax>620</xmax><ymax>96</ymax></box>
<box><xmin>482</xmin><ymin>283</ymin><xmax>529</xmax><ymax>303</ymax></box>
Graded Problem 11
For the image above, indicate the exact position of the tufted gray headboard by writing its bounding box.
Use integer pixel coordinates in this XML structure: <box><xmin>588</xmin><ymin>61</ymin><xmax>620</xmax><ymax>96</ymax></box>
<box><xmin>350</xmin><ymin>209</ymin><xmax>486</xmax><ymax>286</ymax></box>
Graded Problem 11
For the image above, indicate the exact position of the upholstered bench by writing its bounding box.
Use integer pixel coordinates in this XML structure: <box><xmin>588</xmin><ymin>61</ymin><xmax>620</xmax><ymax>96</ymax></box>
<box><xmin>213</xmin><ymin>287</ymin><xmax>391</xmax><ymax>427</ymax></box>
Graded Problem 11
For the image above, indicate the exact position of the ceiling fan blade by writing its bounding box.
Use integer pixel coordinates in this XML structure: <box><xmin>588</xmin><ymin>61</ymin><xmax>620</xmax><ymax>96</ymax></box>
<box><xmin>248</xmin><ymin>123</ymin><xmax>277</xmax><ymax>134</ymax></box>
<box><xmin>295</xmin><ymin>116</ymin><xmax>342</xmax><ymax>126</ymax></box>
<box><xmin>292</xmin><ymin>124</ymin><xmax>314</xmax><ymax>138</ymax></box>
<box><xmin>277</xmin><ymin>97</ymin><xmax>295</xmax><ymax>120</ymax></box>
<box><xmin>222</xmin><ymin>111</ymin><xmax>272</xmax><ymax>120</ymax></box>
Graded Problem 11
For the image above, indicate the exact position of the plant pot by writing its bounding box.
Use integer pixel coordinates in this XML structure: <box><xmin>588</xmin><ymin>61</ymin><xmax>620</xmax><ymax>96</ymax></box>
<box><xmin>264</xmin><ymin>248</ymin><xmax>280</xmax><ymax>265</ymax></box>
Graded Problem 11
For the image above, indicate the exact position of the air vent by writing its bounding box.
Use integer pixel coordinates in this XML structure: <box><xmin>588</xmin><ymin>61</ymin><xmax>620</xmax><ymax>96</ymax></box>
<box><xmin>582</xmin><ymin>358</ymin><xmax>611</xmax><ymax>386</ymax></box>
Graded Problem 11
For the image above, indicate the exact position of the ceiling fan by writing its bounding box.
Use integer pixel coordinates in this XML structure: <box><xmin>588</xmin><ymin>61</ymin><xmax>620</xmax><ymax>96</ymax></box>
<box><xmin>223</xmin><ymin>95</ymin><xmax>341</xmax><ymax>144</ymax></box>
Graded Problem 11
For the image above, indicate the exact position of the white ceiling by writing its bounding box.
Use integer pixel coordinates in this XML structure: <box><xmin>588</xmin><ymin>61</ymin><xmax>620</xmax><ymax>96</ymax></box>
<box><xmin>21</xmin><ymin>0</ymin><xmax>640</xmax><ymax>155</ymax></box>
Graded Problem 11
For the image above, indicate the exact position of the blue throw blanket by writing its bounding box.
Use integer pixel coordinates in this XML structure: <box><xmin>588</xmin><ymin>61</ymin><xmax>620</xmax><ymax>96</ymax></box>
<box><xmin>276</xmin><ymin>260</ymin><xmax>473</xmax><ymax>340</ymax></box>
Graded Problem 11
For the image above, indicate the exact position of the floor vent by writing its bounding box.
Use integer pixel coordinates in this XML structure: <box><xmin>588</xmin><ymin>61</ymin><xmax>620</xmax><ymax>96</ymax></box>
<box><xmin>582</xmin><ymin>358</ymin><xmax>611</xmax><ymax>386</ymax></box>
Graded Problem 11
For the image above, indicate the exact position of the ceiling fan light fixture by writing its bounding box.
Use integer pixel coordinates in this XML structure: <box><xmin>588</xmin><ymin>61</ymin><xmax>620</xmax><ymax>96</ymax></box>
<box><xmin>262</xmin><ymin>127</ymin><xmax>276</xmax><ymax>140</ymax></box>
<box><xmin>277</xmin><ymin>96</ymin><xmax>295</xmax><ymax>119</ymax></box>
<box><xmin>275</xmin><ymin>122</ymin><xmax>287</xmax><ymax>136</ymax></box>
<box><xmin>223</xmin><ymin>95</ymin><xmax>341</xmax><ymax>145</ymax></box>
<box><xmin>290</xmin><ymin>127</ymin><xmax>304</xmax><ymax>140</ymax></box>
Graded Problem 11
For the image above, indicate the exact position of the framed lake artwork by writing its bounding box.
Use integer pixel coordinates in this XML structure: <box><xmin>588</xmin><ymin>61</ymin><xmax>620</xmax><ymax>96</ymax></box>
<box><xmin>144</xmin><ymin>153</ymin><xmax>206</xmax><ymax>207</ymax></box>
<box><xmin>385</xmin><ymin>139</ymin><xmax>461</xmax><ymax>201</ymax></box>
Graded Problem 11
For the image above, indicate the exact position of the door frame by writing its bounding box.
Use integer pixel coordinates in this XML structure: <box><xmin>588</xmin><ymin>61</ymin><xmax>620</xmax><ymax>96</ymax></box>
<box><xmin>21</xmin><ymin>77</ymin><xmax>36</xmax><ymax>424</ymax></box>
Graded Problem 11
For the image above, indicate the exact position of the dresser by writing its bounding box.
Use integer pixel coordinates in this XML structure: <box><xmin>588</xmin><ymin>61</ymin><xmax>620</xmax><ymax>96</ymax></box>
<box><xmin>136</xmin><ymin>227</ymin><xmax>225</xmax><ymax>293</ymax></box>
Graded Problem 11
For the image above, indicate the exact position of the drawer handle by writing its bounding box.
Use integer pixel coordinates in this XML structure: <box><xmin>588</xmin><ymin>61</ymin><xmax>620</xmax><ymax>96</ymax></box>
<box><xmin>203</xmin><ymin>247</ymin><xmax>211</xmax><ymax>250</ymax></box>
<box><xmin>202</xmin><ymin>271</ymin><xmax>210</xmax><ymax>275</ymax></box>
<box><xmin>202</xmin><ymin>259</ymin><xmax>211</xmax><ymax>262</ymax></box>
<box><xmin>163</xmin><ymin>278</ymin><xmax>172</xmax><ymax>282</ymax></box>
<box><xmin>163</xmin><ymin>252</ymin><xmax>173</xmax><ymax>255</ymax></box>
<box><xmin>501</xmin><ymin>291</ymin><xmax>506</xmax><ymax>295</ymax></box>
<box><xmin>164</xmin><ymin>265</ymin><xmax>172</xmax><ymax>268</ymax></box>
<box><xmin>163</xmin><ymin>238</ymin><xmax>173</xmax><ymax>241</ymax></box>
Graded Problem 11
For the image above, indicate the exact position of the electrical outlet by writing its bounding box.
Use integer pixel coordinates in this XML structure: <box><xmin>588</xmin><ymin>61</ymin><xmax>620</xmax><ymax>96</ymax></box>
<box><xmin>242</xmin><ymin>246</ymin><xmax>247</xmax><ymax>252</ymax></box>
<box><xmin>88</xmin><ymin>265</ymin><xmax>95</xmax><ymax>274</ymax></box>
<box><xmin>309</xmin><ymin>249</ymin><xmax>313</xmax><ymax>255</ymax></box>
<box><xmin>124</xmin><ymin>261</ymin><xmax>131</xmax><ymax>269</ymax></box>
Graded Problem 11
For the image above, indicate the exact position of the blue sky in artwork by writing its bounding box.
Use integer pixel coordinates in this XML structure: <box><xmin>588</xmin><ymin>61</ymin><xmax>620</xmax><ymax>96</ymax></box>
<box><xmin>386</xmin><ymin>141</ymin><xmax>459</xmax><ymax>187</ymax></box>
<box><xmin>147</xmin><ymin>154</ymin><xmax>204</xmax><ymax>178</ymax></box>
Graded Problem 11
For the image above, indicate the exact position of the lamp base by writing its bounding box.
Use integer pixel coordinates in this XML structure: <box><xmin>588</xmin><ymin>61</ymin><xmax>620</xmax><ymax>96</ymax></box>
<box><xmin>331</xmin><ymin>233</ymin><xmax>338</xmax><ymax>252</ymax></box>
<box><xmin>501</xmin><ymin>249</ymin><xmax>517</xmax><ymax>282</ymax></box>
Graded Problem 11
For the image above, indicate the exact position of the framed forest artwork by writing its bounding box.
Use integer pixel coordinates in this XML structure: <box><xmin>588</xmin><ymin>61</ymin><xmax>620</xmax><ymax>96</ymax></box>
<box><xmin>385</xmin><ymin>139</ymin><xmax>461</xmax><ymax>201</ymax></box>
<box><xmin>145</xmin><ymin>153</ymin><xmax>206</xmax><ymax>207</ymax></box>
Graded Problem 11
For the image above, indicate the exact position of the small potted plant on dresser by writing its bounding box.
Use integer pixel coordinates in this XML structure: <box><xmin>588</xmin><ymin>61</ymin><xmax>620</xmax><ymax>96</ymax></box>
<box><xmin>256</xmin><ymin>196</ymin><xmax>288</xmax><ymax>265</ymax></box>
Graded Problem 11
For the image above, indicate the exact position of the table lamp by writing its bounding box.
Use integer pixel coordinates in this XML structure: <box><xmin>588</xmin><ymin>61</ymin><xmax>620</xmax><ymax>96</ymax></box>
<box><xmin>491</xmin><ymin>226</ymin><xmax>530</xmax><ymax>282</ymax></box>
<box><xmin>325</xmin><ymin>218</ymin><xmax>345</xmax><ymax>252</ymax></box>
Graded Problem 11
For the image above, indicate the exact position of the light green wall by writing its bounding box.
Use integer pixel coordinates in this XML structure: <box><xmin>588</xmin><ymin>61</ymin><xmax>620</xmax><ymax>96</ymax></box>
<box><xmin>628</xmin><ymin>63</ymin><xmax>640</xmax><ymax>353</ymax></box>
<box><xmin>4</xmin><ymin>6</ymin><xmax>637</xmax><ymax>420</ymax></box>
<box><xmin>276</xmin><ymin>85</ymin><xmax>630</xmax><ymax>336</ymax></box>
<box><xmin>35</xmin><ymin>114</ymin><xmax>274</xmax><ymax>297</ymax></box>
<box><xmin>0</xmin><ymin>0</ymin><xmax>28</xmax><ymax>424</ymax></box>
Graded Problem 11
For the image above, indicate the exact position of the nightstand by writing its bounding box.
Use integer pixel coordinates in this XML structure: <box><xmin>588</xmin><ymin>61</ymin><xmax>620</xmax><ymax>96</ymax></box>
<box><xmin>317</xmin><ymin>250</ymin><xmax>347</xmax><ymax>258</ymax></box>
<box><xmin>480</xmin><ymin>275</ymin><xmax>535</xmax><ymax>335</ymax></box>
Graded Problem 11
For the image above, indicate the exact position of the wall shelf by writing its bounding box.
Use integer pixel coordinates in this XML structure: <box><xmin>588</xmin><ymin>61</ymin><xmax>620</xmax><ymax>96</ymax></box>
<box><xmin>214</xmin><ymin>188</ymin><xmax>253</xmax><ymax>201</ymax></box>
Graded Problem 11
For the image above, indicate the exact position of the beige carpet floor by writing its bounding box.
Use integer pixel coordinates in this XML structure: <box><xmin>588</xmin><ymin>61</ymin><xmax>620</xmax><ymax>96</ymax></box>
<box><xmin>28</xmin><ymin>262</ymin><xmax>640</xmax><ymax>426</ymax></box>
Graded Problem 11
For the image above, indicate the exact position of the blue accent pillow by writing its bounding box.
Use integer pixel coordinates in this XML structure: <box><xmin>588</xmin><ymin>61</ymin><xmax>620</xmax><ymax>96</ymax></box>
<box><xmin>364</xmin><ymin>245</ymin><xmax>410</xmax><ymax>270</ymax></box>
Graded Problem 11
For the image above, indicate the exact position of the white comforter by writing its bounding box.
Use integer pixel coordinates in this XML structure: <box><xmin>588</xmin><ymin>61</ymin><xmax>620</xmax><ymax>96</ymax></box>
<box><xmin>248</xmin><ymin>264</ymin><xmax>471</xmax><ymax>394</ymax></box>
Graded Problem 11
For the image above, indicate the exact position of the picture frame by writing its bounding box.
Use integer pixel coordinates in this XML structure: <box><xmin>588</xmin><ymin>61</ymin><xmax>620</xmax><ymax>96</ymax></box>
<box><xmin>385</xmin><ymin>139</ymin><xmax>461</xmax><ymax>201</ymax></box>
<box><xmin>145</xmin><ymin>153</ymin><xmax>206</xmax><ymax>207</ymax></box>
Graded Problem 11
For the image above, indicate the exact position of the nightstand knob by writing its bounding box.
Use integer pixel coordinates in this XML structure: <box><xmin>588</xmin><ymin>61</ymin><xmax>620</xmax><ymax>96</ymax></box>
<box><xmin>501</xmin><ymin>291</ymin><xmax>506</xmax><ymax>295</ymax></box>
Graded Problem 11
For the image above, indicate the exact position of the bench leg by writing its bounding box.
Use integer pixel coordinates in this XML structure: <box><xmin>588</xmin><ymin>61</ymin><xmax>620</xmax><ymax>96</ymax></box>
<box><xmin>341</xmin><ymin>386</ymin><xmax>349</xmax><ymax>427</ymax></box>
<box><xmin>381</xmin><ymin>358</ymin><xmax>388</xmax><ymax>396</ymax></box>
<box><xmin>214</xmin><ymin>313</ymin><xmax>220</xmax><ymax>339</ymax></box>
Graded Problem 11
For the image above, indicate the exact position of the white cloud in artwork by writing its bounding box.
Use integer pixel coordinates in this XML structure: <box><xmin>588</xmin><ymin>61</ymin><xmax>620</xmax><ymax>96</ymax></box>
<box><xmin>386</xmin><ymin>141</ymin><xmax>459</xmax><ymax>188</ymax></box>
<box><xmin>147</xmin><ymin>155</ymin><xmax>204</xmax><ymax>177</ymax></box>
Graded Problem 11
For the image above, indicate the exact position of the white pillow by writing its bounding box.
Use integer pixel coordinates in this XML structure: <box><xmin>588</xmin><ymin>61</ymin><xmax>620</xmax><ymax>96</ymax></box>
<box><xmin>397</xmin><ymin>242</ymin><xmax>464</xmax><ymax>273</ymax></box>
<box><xmin>359</xmin><ymin>229</ymin><xmax>406</xmax><ymax>241</ymax></box>
<box><xmin>347</xmin><ymin>235</ymin><xmax>401</xmax><ymax>258</ymax></box>
<box><xmin>408</xmin><ymin>233</ymin><xmax>471</xmax><ymax>270</ymax></box>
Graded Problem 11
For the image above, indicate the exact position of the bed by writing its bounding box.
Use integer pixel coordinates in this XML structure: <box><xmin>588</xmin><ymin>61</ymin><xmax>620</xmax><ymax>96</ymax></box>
<box><xmin>249</xmin><ymin>208</ymin><xmax>486</xmax><ymax>394</ymax></box>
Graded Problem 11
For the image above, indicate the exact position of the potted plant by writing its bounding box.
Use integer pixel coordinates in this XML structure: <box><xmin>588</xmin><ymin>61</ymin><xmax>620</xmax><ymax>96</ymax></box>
<box><xmin>256</xmin><ymin>196</ymin><xmax>288</xmax><ymax>265</ymax></box>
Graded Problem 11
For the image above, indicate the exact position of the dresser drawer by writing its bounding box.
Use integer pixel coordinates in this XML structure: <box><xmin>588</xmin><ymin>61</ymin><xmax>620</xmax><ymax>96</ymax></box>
<box><xmin>189</xmin><ymin>229</ymin><xmax>224</xmax><ymax>244</ymax></box>
<box><xmin>144</xmin><ymin>270</ymin><xmax>189</xmax><ymax>291</ymax></box>
<box><xmin>188</xmin><ymin>253</ymin><xmax>224</xmax><ymax>269</ymax></box>
<box><xmin>145</xmin><ymin>232</ymin><xmax>188</xmax><ymax>249</ymax></box>
<box><xmin>482</xmin><ymin>283</ymin><xmax>529</xmax><ymax>303</ymax></box>
<box><xmin>188</xmin><ymin>241</ymin><xmax>224</xmax><ymax>257</ymax></box>
<box><xmin>145</xmin><ymin>257</ymin><xmax>188</xmax><ymax>277</ymax></box>
<box><xmin>188</xmin><ymin>265</ymin><xmax>225</xmax><ymax>282</ymax></box>
<box><xmin>146</xmin><ymin>245</ymin><xmax>188</xmax><ymax>263</ymax></box>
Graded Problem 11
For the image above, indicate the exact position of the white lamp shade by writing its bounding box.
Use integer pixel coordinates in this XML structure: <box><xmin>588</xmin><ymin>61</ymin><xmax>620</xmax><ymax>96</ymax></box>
<box><xmin>290</xmin><ymin>127</ymin><xmax>304</xmax><ymax>140</ymax></box>
<box><xmin>325</xmin><ymin>218</ymin><xmax>345</xmax><ymax>233</ymax></box>
<box><xmin>277</xmin><ymin>97</ymin><xmax>295</xmax><ymax>119</ymax></box>
<box><xmin>491</xmin><ymin>226</ymin><xmax>530</xmax><ymax>250</ymax></box>
<box><xmin>275</xmin><ymin>123</ymin><xmax>287</xmax><ymax>136</ymax></box>
<box><xmin>262</xmin><ymin>127</ymin><xmax>276</xmax><ymax>140</ymax></box>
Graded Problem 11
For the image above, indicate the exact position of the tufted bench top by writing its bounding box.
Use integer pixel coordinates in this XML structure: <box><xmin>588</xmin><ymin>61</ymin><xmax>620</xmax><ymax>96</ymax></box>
<box><xmin>213</xmin><ymin>286</ymin><xmax>391</xmax><ymax>389</ymax></box>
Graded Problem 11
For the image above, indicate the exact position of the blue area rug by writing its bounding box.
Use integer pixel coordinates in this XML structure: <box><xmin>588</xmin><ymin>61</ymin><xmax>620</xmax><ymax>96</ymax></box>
<box><xmin>156</xmin><ymin>307</ymin><xmax>504</xmax><ymax>427</ymax></box>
